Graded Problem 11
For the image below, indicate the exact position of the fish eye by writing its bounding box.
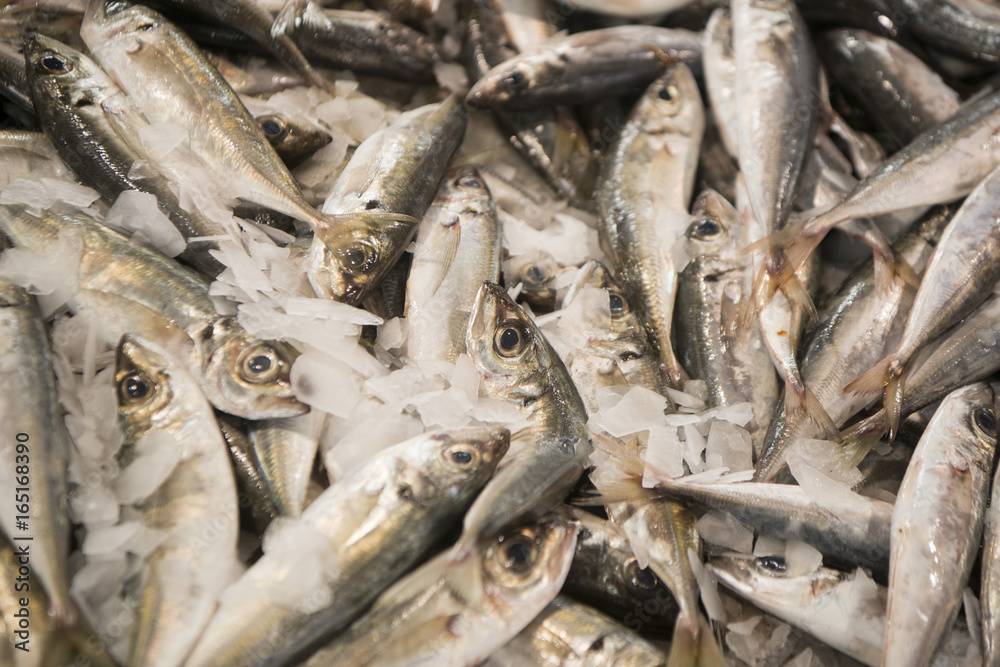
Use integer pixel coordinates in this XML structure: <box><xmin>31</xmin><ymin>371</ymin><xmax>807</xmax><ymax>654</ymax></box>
<box><xmin>137</xmin><ymin>22</ymin><xmax>155</xmax><ymax>31</ymax></box>
<box><xmin>974</xmin><ymin>407</ymin><xmax>997</xmax><ymax>436</ymax></box>
<box><xmin>658</xmin><ymin>84</ymin><xmax>678</xmax><ymax>101</ymax></box>
<box><xmin>40</xmin><ymin>53</ymin><xmax>72</xmax><ymax>74</ymax></box>
<box><xmin>118</xmin><ymin>371</ymin><xmax>153</xmax><ymax>407</ymax></box>
<box><xmin>258</xmin><ymin>115</ymin><xmax>288</xmax><ymax>141</ymax></box>
<box><xmin>456</xmin><ymin>173</ymin><xmax>484</xmax><ymax>189</ymax></box>
<box><xmin>498</xmin><ymin>535</ymin><xmax>536</xmax><ymax>574</ymax></box>
<box><xmin>444</xmin><ymin>443</ymin><xmax>479</xmax><ymax>468</ymax></box>
<box><xmin>339</xmin><ymin>241</ymin><xmax>377</xmax><ymax>274</ymax></box>
<box><xmin>688</xmin><ymin>218</ymin><xmax>723</xmax><ymax>240</ymax></box>
<box><xmin>523</xmin><ymin>264</ymin><xmax>547</xmax><ymax>285</ymax></box>
<box><xmin>608</xmin><ymin>291</ymin><xmax>628</xmax><ymax>317</ymax></box>
<box><xmin>494</xmin><ymin>322</ymin><xmax>528</xmax><ymax>358</ymax></box>
<box><xmin>505</xmin><ymin>70</ymin><xmax>525</xmax><ymax>88</ymax></box>
<box><xmin>237</xmin><ymin>344</ymin><xmax>281</xmax><ymax>384</ymax></box>
<box><xmin>626</xmin><ymin>559</ymin><xmax>657</xmax><ymax>590</ymax></box>
<box><xmin>755</xmin><ymin>556</ymin><xmax>787</xmax><ymax>573</ymax></box>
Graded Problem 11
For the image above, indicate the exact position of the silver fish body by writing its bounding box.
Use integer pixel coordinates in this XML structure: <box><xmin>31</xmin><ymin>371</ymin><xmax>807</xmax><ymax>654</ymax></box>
<box><xmin>884</xmin><ymin>382</ymin><xmax>997</xmax><ymax>667</ymax></box>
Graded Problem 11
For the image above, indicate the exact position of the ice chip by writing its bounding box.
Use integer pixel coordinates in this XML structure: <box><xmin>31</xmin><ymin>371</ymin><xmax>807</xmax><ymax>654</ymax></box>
<box><xmin>784</xmin><ymin>540</ymin><xmax>823</xmax><ymax>577</ymax></box>
<box><xmin>138</xmin><ymin>121</ymin><xmax>189</xmax><ymax>160</ymax></box>
<box><xmin>291</xmin><ymin>352</ymin><xmax>362</xmax><ymax>418</ymax></box>
<box><xmin>104</xmin><ymin>190</ymin><xmax>187</xmax><ymax>257</ymax></box>
<box><xmin>642</xmin><ymin>426</ymin><xmax>685</xmax><ymax>486</ymax></box>
<box><xmin>696</xmin><ymin>512</ymin><xmax>754</xmax><ymax>553</ymax></box>
<box><xmin>114</xmin><ymin>430</ymin><xmax>183</xmax><ymax>505</ymax></box>
<box><xmin>706</xmin><ymin>420</ymin><xmax>754</xmax><ymax>472</ymax></box>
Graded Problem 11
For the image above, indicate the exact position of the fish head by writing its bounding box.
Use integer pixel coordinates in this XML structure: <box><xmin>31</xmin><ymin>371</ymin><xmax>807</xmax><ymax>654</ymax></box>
<box><xmin>466</xmin><ymin>282</ymin><xmax>549</xmax><ymax>401</ymax></box>
<box><xmin>465</xmin><ymin>54</ymin><xmax>546</xmax><ymax>110</ymax></box>
<box><xmin>686</xmin><ymin>189</ymin><xmax>743</xmax><ymax>258</ymax></box>
<box><xmin>199</xmin><ymin>318</ymin><xmax>309</xmax><ymax>420</ymax></box>
<box><xmin>938</xmin><ymin>382</ymin><xmax>997</xmax><ymax>464</ymax></box>
<box><xmin>480</xmin><ymin>516</ymin><xmax>578</xmax><ymax>607</ymax></box>
<box><xmin>23</xmin><ymin>32</ymin><xmax>106</xmax><ymax>109</ymax></box>
<box><xmin>563</xmin><ymin>260</ymin><xmax>648</xmax><ymax>360</ymax></box>
<box><xmin>708</xmin><ymin>555</ymin><xmax>850</xmax><ymax>605</ymax></box>
<box><xmin>506</xmin><ymin>252</ymin><xmax>561</xmax><ymax>312</ymax></box>
<box><xmin>257</xmin><ymin>113</ymin><xmax>331</xmax><ymax>167</ymax></box>
<box><xmin>115</xmin><ymin>334</ymin><xmax>177</xmax><ymax>438</ymax></box>
<box><xmin>0</xmin><ymin>279</ymin><xmax>32</xmax><ymax>309</ymax></box>
<box><xmin>438</xmin><ymin>166</ymin><xmax>492</xmax><ymax>211</ymax></box>
<box><xmin>308</xmin><ymin>213</ymin><xmax>418</xmax><ymax>305</ymax></box>
<box><xmin>82</xmin><ymin>1</ymin><xmax>169</xmax><ymax>50</ymax></box>
<box><xmin>640</xmin><ymin>63</ymin><xmax>703</xmax><ymax>136</ymax></box>
<box><xmin>404</xmin><ymin>427</ymin><xmax>511</xmax><ymax>504</ymax></box>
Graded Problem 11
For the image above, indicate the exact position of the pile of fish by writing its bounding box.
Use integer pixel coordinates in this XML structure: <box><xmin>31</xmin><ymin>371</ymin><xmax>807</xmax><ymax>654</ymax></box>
<box><xmin>4</xmin><ymin>0</ymin><xmax>1000</xmax><ymax>665</ymax></box>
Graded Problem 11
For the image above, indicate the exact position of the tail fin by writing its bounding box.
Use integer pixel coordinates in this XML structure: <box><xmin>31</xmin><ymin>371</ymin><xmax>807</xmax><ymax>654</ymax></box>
<box><xmin>873</xmin><ymin>249</ymin><xmax>921</xmax><ymax>296</ymax></box>
<box><xmin>884</xmin><ymin>372</ymin><xmax>906</xmax><ymax>443</ymax></box>
<box><xmin>780</xmin><ymin>226</ymin><xmax>825</xmax><ymax>286</ymax></box>
<box><xmin>667</xmin><ymin>614</ymin><xmax>725</xmax><ymax>667</ymax></box>
<box><xmin>836</xmin><ymin>411</ymin><xmax>888</xmax><ymax>471</ymax></box>
<box><xmin>843</xmin><ymin>355</ymin><xmax>894</xmax><ymax>398</ymax></box>
<box><xmin>782</xmin><ymin>272</ymin><xmax>818</xmax><ymax>326</ymax></box>
<box><xmin>785</xmin><ymin>377</ymin><xmax>839</xmax><ymax>440</ymax></box>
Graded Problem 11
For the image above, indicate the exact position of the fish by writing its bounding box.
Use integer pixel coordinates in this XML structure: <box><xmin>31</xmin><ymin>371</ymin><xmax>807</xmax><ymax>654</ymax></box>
<box><xmin>755</xmin><ymin>204</ymin><xmax>955</xmax><ymax>482</ymax></box>
<box><xmin>273</xmin><ymin>1</ymin><xmax>439</xmax><ymax>82</ymax></box>
<box><xmin>732</xmin><ymin>0</ymin><xmax>819</xmax><ymax>325</ymax></box>
<box><xmin>451</xmin><ymin>282</ymin><xmax>589</xmax><ymax>564</ymax></box>
<box><xmin>80</xmin><ymin>1</ymin><xmax>390</xmax><ymax>249</ymax></box>
<box><xmin>818</xmin><ymin>28</ymin><xmax>960</xmax><ymax>150</ymax></box>
<box><xmin>114</xmin><ymin>334</ymin><xmax>241</xmax><ymax>667</ymax></box>
<box><xmin>23</xmin><ymin>31</ymin><xmax>227</xmax><ymax>276</ymax></box>
<box><xmin>709</xmin><ymin>556</ymin><xmax>975</xmax><ymax>667</ymax></box>
<box><xmin>465</xmin><ymin>25</ymin><xmax>702</xmax><ymax>111</ymax></box>
<box><xmin>675</xmin><ymin>189</ymin><xmax>777</xmax><ymax>455</ymax></box>
<box><xmin>148</xmin><ymin>0</ymin><xmax>331</xmax><ymax>90</ymax></box>
<box><xmin>404</xmin><ymin>166</ymin><xmax>502</xmax><ymax>364</ymax></box>
<box><xmin>702</xmin><ymin>8</ymin><xmax>737</xmax><ymax>159</ymax></box>
<box><xmin>0</xmin><ymin>279</ymin><xmax>75</xmax><ymax>626</ymax></box>
<box><xmin>247</xmin><ymin>410</ymin><xmax>325</xmax><ymax>518</ymax></box>
<box><xmin>893</xmin><ymin>0</ymin><xmax>1000</xmax><ymax>63</ymax></box>
<box><xmin>845</xmin><ymin>165</ymin><xmax>1000</xmax><ymax>439</ymax></box>
<box><xmin>563</xmin><ymin>509</ymin><xmax>678</xmax><ymax>634</ymax></box>
<box><xmin>884</xmin><ymin>382</ymin><xmax>997</xmax><ymax>667</ymax></box>
<box><xmin>215</xmin><ymin>413</ymin><xmax>280</xmax><ymax>533</ymax></box>
<box><xmin>556</xmin><ymin>260</ymin><xmax>667</xmax><ymax>414</ymax></box>
<box><xmin>483</xmin><ymin>595</ymin><xmax>670</xmax><ymax>666</ymax></box>
<box><xmin>301</xmin><ymin>516</ymin><xmax>577</xmax><ymax>667</ymax></box>
<box><xmin>256</xmin><ymin>112</ymin><xmax>331</xmax><ymax>169</ymax></box>
<box><xmin>0</xmin><ymin>204</ymin><xmax>307</xmax><ymax>420</ymax></box>
<box><xmin>309</xmin><ymin>95</ymin><xmax>467</xmax><ymax>304</ymax></box>
<box><xmin>597</xmin><ymin>64</ymin><xmax>705</xmax><ymax>390</ymax></box>
<box><xmin>838</xmin><ymin>293</ymin><xmax>1000</xmax><ymax>469</ymax></box>
<box><xmin>774</xmin><ymin>86</ymin><xmax>1000</xmax><ymax>292</ymax></box>
<box><xmin>184</xmin><ymin>428</ymin><xmax>509</xmax><ymax>667</ymax></box>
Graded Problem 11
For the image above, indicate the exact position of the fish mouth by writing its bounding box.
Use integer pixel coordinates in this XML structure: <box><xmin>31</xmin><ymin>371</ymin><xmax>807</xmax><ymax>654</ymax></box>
<box><xmin>466</xmin><ymin>282</ymin><xmax>493</xmax><ymax>354</ymax></box>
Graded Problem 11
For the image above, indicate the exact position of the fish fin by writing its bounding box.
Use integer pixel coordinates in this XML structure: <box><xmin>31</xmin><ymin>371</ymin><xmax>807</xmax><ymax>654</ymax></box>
<box><xmin>667</xmin><ymin>614</ymin><xmax>725</xmax><ymax>667</ymax></box>
<box><xmin>742</xmin><ymin>222</ymin><xmax>804</xmax><ymax>258</ymax></box>
<box><xmin>739</xmin><ymin>262</ymin><xmax>775</xmax><ymax>331</ymax></box>
<box><xmin>428</xmin><ymin>224</ymin><xmax>461</xmax><ymax>300</ymax></box>
<box><xmin>445</xmin><ymin>547</ymin><xmax>485</xmax><ymax>606</ymax></box>
<box><xmin>571</xmin><ymin>482</ymin><xmax>660</xmax><ymax>507</ymax></box>
<box><xmin>312</xmin><ymin>211</ymin><xmax>420</xmax><ymax>238</ymax></box>
<box><xmin>842</xmin><ymin>355</ymin><xmax>894</xmax><ymax>397</ymax></box>
<box><xmin>785</xmin><ymin>377</ymin><xmax>839</xmax><ymax>440</ymax></box>
<box><xmin>836</xmin><ymin>414</ymin><xmax>887</xmax><ymax>472</ymax></box>
<box><xmin>884</xmin><ymin>372</ymin><xmax>906</xmax><ymax>443</ymax></box>
<box><xmin>780</xmin><ymin>226</ymin><xmax>825</xmax><ymax>287</ymax></box>
<box><xmin>591</xmin><ymin>432</ymin><xmax>645</xmax><ymax>480</ymax></box>
<box><xmin>873</xmin><ymin>249</ymin><xmax>920</xmax><ymax>296</ymax></box>
<box><xmin>781</xmin><ymin>273</ymin><xmax>817</xmax><ymax>326</ymax></box>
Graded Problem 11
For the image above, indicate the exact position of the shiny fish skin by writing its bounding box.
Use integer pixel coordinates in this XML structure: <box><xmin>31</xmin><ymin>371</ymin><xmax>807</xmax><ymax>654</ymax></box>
<box><xmin>884</xmin><ymin>383</ymin><xmax>997</xmax><ymax>667</ymax></box>
<box><xmin>248</xmin><ymin>411</ymin><xmax>324</xmax><ymax>518</ymax></box>
<box><xmin>256</xmin><ymin>112</ymin><xmax>331</xmax><ymax>169</ymax></box>
<box><xmin>676</xmin><ymin>190</ymin><xmax>777</xmax><ymax>455</ymax></box>
<box><xmin>273</xmin><ymin>3</ymin><xmax>439</xmax><ymax>83</ymax></box>
<box><xmin>563</xmin><ymin>509</ymin><xmax>678</xmax><ymax>634</ymax></box>
<box><xmin>818</xmin><ymin>28</ymin><xmax>960</xmax><ymax>149</ymax></box>
<box><xmin>847</xmin><ymin>165</ymin><xmax>1000</xmax><ymax>440</ymax></box>
<box><xmin>185</xmin><ymin>428</ymin><xmax>509</xmax><ymax>667</ymax></box>
<box><xmin>895</xmin><ymin>0</ymin><xmax>1000</xmax><ymax>63</ymax></box>
<box><xmin>0</xmin><ymin>204</ymin><xmax>306</xmax><ymax>420</ymax></box>
<box><xmin>755</xmin><ymin>205</ymin><xmax>955</xmax><ymax>482</ymax></box>
<box><xmin>0</xmin><ymin>279</ymin><xmax>75</xmax><ymax>627</ymax></box>
<box><xmin>302</xmin><ymin>517</ymin><xmax>577</xmax><ymax>667</ymax></box>
<box><xmin>465</xmin><ymin>25</ymin><xmax>702</xmax><ymax>111</ymax></box>
<box><xmin>558</xmin><ymin>260</ymin><xmax>666</xmax><ymax>414</ymax></box>
<box><xmin>404</xmin><ymin>166</ymin><xmax>501</xmax><ymax>364</ymax></box>
<box><xmin>454</xmin><ymin>282</ymin><xmax>589</xmax><ymax>555</ymax></box>
<box><xmin>309</xmin><ymin>95</ymin><xmax>466</xmax><ymax>305</ymax></box>
<box><xmin>23</xmin><ymin>32</ymin><xmax>226</xmax><ymax>275</ymax></box>
<box><xmin>114</xmin><ymin>335</ymin><xmax>240</xmax><ymax>667</ymax></box>
<box><xmin>483</xmin><ymin>595</ymin><xmax>669</xmax><ymax>667</ymax></box>
<box><xmin>597</xmin><ymin>65</ymin><xmax>705</xmax><ymax>390</ymax></box>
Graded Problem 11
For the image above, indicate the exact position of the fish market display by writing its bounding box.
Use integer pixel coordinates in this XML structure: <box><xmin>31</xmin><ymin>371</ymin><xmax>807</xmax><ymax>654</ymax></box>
<box><xmin>4</xmin><ymin>1</ymin><xmax>1000</xmax><ymax>666</ymax></box>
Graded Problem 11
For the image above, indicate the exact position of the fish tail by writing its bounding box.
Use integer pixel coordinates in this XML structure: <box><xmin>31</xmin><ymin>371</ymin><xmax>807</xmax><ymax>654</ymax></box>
<box><xmin>785</xmin><ymin>376</ymin><xmax>838</xmax><ymax>440</ymax></box>
<box><xmin>667</xmin><ymin>614</ymin><xmax>725</xmax><ymax>667</ymax></box>
<box><xmin>837</xmin><ymin>411</ymin><xmax>888</xmax><ymax>470</ymax></box>
<box><xmin>779</xmin><ymin>225</ymin><xmax>826</xmax><ymax>285</ymax></box>
<box><xmin>884</xmin><ymin>371</ymin><xmax>907</xmax><ymax>443</ymax></box>
<box><xmin>842</xmin><ymin>355</ymin><xmax>894</xmax><ymax>397</ymax></box>
<box><xmin>49</xmin><ymin>595</ymin><xmax>80</xmax><ymax>629</ymax></box>
<box><xmin>742</xmin><ymin>221</ymin><xmax>805</xmax><ymax>258</ymax></box>
<box><xmin>873</xmin><ymin>248</ymin><xmax>921</xmax><ymax>296</ymax></box>
<box><xmin>782</xmin><ymin>272</ymin><xmax>818</xmax><ymax>325</ymax></box>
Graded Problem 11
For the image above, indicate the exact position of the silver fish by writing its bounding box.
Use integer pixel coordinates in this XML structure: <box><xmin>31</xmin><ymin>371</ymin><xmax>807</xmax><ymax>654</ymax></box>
<box><xmin>884</xmin><ymin>382</ymin><xmax>996</xmax><ymax>667</ymax></box>
<box><xmin>184</xmin><ymin>428</ymin><xmax>508</xmax><ymax>667</ymax></box>
<box><xmin>115</xmin><ymin>334</ymin><xmax>240</xmax><ymax>667</ymax></box>
<box><xmin>404</xmin><ymin>166</ymin><xmax>501</xmax><ymax>364</ymax></box>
